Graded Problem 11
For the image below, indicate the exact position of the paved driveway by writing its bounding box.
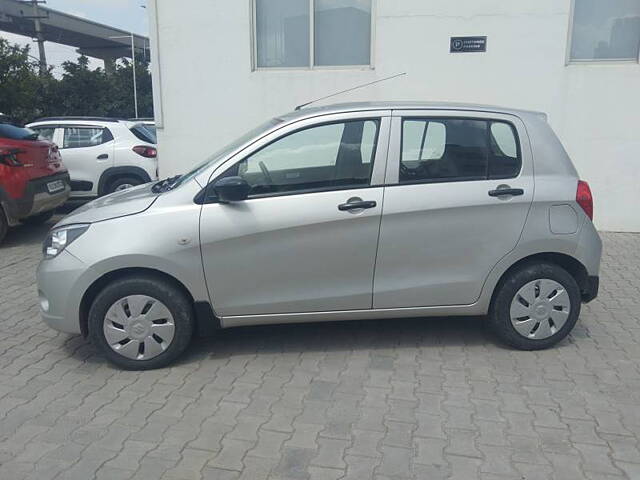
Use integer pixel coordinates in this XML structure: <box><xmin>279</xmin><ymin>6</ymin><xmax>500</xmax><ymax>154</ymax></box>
<box><xmin>0</xmin><ymin>220</ymin><xmax>639</xmax><ymax>480</ymax></box>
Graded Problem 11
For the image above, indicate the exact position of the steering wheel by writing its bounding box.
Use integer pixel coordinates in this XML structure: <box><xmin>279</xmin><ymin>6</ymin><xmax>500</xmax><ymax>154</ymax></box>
<box><xmin>259</xmin><ymin>161</ymin><xmax>274</xmax><ymax>185</ymax></box>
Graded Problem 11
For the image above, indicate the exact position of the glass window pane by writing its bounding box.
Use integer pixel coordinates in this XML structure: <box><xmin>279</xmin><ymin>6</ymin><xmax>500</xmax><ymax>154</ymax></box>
<box><xmin>32</xmin><ymin>127</ymin><xmax>55</xmax><ymax>141</ymax></box>
<box><xmin>400</xmin><ymin>119</ymin><xmax>489</xmax><ymax>183</ymax></box>
<box><xmin>488</xmin><ymin>122</ymin><xmax>521</xmax><ymax>179</ymax></box>
<box><xmin>222</xmin><ymin>120</ymin><xmax>379</xmax><ymax>196</ymax></box>
<box><xmin>256</xmin><ymin>0</ymin><xmax>310</xmax><ymax>68</ymax></box>
<box><xmin>245</xmin><ymin>123</ymin><xmax>343</xmax><ymax>173</ymax></box>
<box><xmin>314</xmin><ymin>0</ymin><xmax>371</xmax><ymax>66</ymax></box>
<box><xmin>401</xmin><ymin>120</ymin><xmax>425</xmax><ymax>162</ymax></box>
<box><xmin>63</xmin><ymin>127</ymin><xmax>107</xmax><ymax>149</ymax></box>
<box><xmin>0</xmin><ymin>124</ymin><xmax>39</xmax><ymax>140</ymax></box>
<box><xmin>570</xmin><ymin>0</ymin><xmax>640</xmax><ymax>61</ymax></box>
<box><xmin>423</xmin><ymin>122</ymin><xmax>446</xmax><ymax>160</ymax></box>
<box><xmin>360</xmin><ymin>120</ymin><xmax>377</xmax><ymax>164</ymax></box>
<box><xmin>401</xmin><ymin>120</ymin><xmax>446</xmax><ymax>162</ymax></box>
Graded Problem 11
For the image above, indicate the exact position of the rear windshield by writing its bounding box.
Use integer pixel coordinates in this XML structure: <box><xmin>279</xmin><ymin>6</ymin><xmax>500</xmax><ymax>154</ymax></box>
<box><xmin>0</xmin><ymin>123</ymin><xmax>39</xmax><ymax>141</ymax></box>
<box><xmin>130</xmin><ymin>124</ymin><xmax>157</xmax><ymax>144</ymax></box>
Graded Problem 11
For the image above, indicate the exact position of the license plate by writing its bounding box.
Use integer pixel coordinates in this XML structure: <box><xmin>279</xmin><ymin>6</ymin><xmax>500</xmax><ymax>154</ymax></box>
<box><xmin>46</xmin><ymin>180</ymin><xmax>65</xmax><ymax>193</ymax></box>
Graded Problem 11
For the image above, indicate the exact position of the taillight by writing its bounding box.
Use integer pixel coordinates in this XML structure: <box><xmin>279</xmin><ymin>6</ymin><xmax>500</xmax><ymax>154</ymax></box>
<box><xmin>133</xmin><ymin>145</ymin><xmax>157</xmax><ymax>158</ymax></box>
<box><xmin>576</xmin><ymin>180</ymin><xmax>593</xmax><ymax>220</ymax></box>
<box><xmin>0</xmin><ymin>148</ymin><xmax>23</xmax><ymax>167</ymax></box>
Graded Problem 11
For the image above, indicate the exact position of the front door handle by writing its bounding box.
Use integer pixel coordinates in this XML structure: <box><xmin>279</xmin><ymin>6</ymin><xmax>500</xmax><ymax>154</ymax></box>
<box><xmin>488</xmin><ymin>188</ymin><xmax>524</xmax><ymax>197</ymax></box>
<box><xmin>338</xmin><ymin>200</ymin><xmax>377</xmax><ymax>211</ymax></box>
<box><xmin>97</xmin><ymin>154</ymin><xmax>109</xmax><ymax>160</ymax></box>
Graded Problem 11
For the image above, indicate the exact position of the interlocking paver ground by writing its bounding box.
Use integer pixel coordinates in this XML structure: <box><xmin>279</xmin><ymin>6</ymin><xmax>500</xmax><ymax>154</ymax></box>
<box><xmin>1</xmin><ymin>217</ymin><xmax>639</xmax><ymax>479</ymax></box>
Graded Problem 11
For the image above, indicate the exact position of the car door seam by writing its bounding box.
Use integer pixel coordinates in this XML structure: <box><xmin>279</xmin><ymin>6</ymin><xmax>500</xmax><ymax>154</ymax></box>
<box><xmin>370</xmin><ymin>115</ymin><xmax>394</xmax><ymax>309</ymax></box>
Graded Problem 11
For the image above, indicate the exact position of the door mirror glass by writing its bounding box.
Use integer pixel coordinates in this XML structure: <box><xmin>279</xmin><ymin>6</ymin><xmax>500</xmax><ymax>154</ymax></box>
<box><xmin>214</xmin><ymin>176</ymin><xmax>251</xmax><ymax>202</ymax></box>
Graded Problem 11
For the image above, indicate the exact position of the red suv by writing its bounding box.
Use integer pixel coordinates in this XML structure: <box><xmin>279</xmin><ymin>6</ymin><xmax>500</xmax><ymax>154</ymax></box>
<box><xmin>0</xmin><ymin>122</ymin><xmax>71</xmax><ymax>244</ymax></box>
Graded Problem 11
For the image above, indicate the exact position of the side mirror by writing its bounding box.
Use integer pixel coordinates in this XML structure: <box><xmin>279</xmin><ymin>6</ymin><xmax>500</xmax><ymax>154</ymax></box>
<box><xmin>213</xmin><ymin>176</ymin><xmax>251</xmax><ymax>203</ymax></box>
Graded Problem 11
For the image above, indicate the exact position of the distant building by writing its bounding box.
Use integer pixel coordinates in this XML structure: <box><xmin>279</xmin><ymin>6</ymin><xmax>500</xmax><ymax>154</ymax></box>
<box><xmin>148</xmin><ymin>0</ymin><xmax>640</xmax><ymax>232</ymax></box>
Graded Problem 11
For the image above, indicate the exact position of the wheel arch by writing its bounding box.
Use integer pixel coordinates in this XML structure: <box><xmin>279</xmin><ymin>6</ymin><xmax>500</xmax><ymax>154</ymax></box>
<box><xmin>489</xmin><ymin>252</ymin><xmax>590</xmax><ymax>309</ymax></box>
<box><xmin>97</xmin><ymin>166</ymin><xmax>152</xmax><ymax>196</ymax></box>
<box><xmin>79</xmin><ymin>267</ymin><xmax>219</xmax><ymax>338</ymax></box>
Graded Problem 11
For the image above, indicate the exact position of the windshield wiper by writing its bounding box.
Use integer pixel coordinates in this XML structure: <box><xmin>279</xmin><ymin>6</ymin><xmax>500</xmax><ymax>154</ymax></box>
<box><xmin>152</xmin><ymin>175</ymin><xmax>181</xmax><ymax>193</ymax></box>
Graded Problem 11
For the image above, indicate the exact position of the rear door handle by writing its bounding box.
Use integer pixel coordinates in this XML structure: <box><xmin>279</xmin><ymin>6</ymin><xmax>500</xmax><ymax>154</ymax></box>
<box><xmin>97</xmin><ymin>154</ymin><xmax>109</xmax><ymax>160</ymax></box>
<box><xmin>338</xmin><ymin>200</ymin><xmax>377</xmax><ymax>211</ymax></box>
<box><xmin>488</xmin><ymin>188</ymin><xmax>524</xmax><ymax>197</ymax></box>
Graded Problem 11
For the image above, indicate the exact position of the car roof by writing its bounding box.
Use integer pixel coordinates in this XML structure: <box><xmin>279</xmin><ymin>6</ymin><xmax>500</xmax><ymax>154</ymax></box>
<box><xmin>279</xmin><ymin>101</ymin><xmax>547</xmax><ymax>123</ymax></box>
<box><xmin>27</xmin><ymin>118</ymin><xmax>131</xmax><ymax>128</ymax></box>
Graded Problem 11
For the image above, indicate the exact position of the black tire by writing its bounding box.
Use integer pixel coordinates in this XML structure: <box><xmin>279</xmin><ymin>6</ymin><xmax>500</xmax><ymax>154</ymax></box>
<box><xmin>21</xmin><ymin>210</ymin><xmax>54</xmax><ymax>225</ymax></box>
<box><xmin>106</xmin><ymin>176</ymin><xmax>142</xmax><ymax>194</ymax></box>
<box><xmin>488</xmin><ymin>262</ymin><xmax>581</xmax><ymax>350</ymax></box>
<box><xmin>0</xmin><ymin>207</ymin><xmax>7</xmax><ymax>245</ymax></box>
<box><xmin>88</xmin><ymin>274</ymin><xmax>194</xmax><ymax>370</ymax></box>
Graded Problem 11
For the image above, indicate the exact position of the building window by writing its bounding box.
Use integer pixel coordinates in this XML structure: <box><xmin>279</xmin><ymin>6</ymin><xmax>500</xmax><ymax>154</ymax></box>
<box><xmin>254</xmin><ymin>0</ymin><xmax>372</xmax><ymax>69</ymax></box>
<box><xmin>569</xmin><ymin>0</ymin><xmax>640</xmax><ymax>62</ymax></box>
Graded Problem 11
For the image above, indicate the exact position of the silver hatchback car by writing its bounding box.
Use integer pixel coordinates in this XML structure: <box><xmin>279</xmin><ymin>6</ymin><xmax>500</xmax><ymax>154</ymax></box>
<box><xmin>37</xmin><ymin>102</ymin><xmax>602</xmax><ymax>369</ymax></box>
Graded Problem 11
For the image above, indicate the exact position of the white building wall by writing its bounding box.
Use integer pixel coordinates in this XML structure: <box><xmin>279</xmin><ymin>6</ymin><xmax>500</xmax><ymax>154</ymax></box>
<box><xmin>148</xmin><ymin>0</ymin><xmax>640</xmax><ymax>232</ymax></box>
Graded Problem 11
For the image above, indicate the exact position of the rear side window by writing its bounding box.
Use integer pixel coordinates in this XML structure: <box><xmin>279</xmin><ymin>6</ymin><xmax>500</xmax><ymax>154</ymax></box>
<box><xmin>62</xmin><ymin>127</ymin><xmax>113</xmax><ymax>149</ymax></box>
<box><xmin>130</xmin><ymin>124</ymin><xmax>157</xmax><ymax>144</ymax></box>
<box><xmin>31</xmin><ymin>126</ymin><xmax>56</xmax><ymax>141</ymax></box>
<box><xmin>0</xmin><ymin>123</ymin><xmax>39</xmax><ymax>141</ymax></box>
<box><xmin>400</xmin><ymin>118</ymin><xmax>521</xmax><ymax>183</ymax></box>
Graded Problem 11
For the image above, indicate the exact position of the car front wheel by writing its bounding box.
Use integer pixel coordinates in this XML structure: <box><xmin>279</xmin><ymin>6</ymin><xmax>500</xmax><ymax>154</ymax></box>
<box><xmin>488</xmin><ymin>262</ymin><xmax>581</xmax><ymax>350</ymax></box>
<box><xmin>88</xmin><ymin>274</ymin><xmax>194</xmax><ymax>370</ymax></box>
<box><xmin>106</xmin><ymin>176</ymin><xmax>142</xmax><ymax>194</ymax></box>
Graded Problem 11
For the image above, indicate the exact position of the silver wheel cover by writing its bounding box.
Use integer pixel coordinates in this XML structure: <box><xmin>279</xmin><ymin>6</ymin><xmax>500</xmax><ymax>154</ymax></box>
<box><xmin>114</xmin><ymin>183</ymin><xmax>134</xmax><ymax>191</ymax></box>
<box><xmin>510</xmin><ymin>279</ymin><xmax>571</xmax><ymax>340</ymax></box>
<box><xmin>103</xmin><ymin>295</ymin><xmax>175</xmax><ymax>360</ymax></box>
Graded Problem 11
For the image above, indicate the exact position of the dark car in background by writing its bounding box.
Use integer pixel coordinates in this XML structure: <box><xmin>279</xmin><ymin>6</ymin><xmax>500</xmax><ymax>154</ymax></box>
<box><xmin>0</xmin><ymin>123</ymin><xmax>71</xmax><ymax>244</ymax></box>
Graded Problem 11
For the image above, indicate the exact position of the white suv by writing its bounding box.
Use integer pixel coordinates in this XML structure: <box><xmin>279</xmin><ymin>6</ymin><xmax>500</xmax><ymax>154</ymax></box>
<box><xmin>27</xmin><ymin>117</ymin><xmax>158</xmax><ymax>197</ymax></box>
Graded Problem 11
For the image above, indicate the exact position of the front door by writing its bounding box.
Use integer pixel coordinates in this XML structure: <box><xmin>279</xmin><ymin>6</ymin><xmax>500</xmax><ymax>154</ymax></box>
<box><xmin>200</xmin><ymin>114</ymin><xmax>390</xmax><ymax>317</ymax></box>
<box><xmin>374</xmin><ymin>111</ymin><xmax>534</xmax><ymax>308</ymax></box>
<box><xmin>58</xmin><ymin>125</ymin><xmax>114</xmax><ymax>196</ymax></box>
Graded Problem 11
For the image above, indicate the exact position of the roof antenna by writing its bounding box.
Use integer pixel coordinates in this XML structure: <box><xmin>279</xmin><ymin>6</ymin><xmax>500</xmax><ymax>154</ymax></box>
<box><xmin>294</xmin><ymin>72</ymin><xmax>407</xmax><ymax>111</ymax></box>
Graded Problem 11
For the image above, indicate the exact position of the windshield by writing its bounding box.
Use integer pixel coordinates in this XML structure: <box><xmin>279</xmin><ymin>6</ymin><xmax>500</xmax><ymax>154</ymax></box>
<box><xmin>171</xmin><ymin>117</ymin><xmax>283</xmax><ymax>189</ymax></box>
<box><xmin>0</xmin><ymin>123</ymin><xmax>39</xmax><ymax>141</ymax></box>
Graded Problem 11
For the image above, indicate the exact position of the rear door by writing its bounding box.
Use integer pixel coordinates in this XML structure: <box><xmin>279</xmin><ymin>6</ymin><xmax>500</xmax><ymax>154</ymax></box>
<box><xmin>59</xmin><ymin>125</ymin><xmax>115</xmax><ymax>196</ymax></box>
<box><xmin>373</xmin><ymin>110</ymin><xmax>534</xmax><ymax>308</ymax></box>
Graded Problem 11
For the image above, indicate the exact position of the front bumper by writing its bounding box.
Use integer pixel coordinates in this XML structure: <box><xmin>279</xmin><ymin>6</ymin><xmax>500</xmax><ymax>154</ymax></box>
<box><xmin>582</xmin><ymin>276</ymin><xmax>599</xmax><ymax>303</ymax></box>
<box><xmin>36</xmin><ymin>249</ymin><xmax>86</xmax><ymax>334</ymax></box>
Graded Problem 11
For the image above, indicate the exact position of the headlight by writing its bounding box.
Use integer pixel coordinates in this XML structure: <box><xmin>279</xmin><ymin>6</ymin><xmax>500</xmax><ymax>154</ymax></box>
<box><xmin>42</xmin><ymin>224</ymin><xmax>90</xmax><ymax>259</ymax></box>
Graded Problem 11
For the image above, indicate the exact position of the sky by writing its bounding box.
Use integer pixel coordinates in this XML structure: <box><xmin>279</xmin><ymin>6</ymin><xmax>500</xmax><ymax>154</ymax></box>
<box><xmin>0</xmin><ymin>0</ymin><xmax>149</xmax><ymax>75</ymax></box>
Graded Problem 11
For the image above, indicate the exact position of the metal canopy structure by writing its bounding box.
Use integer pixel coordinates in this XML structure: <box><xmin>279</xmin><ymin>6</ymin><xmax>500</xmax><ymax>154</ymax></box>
<box><xmin>0</xmin><ymin>0</ymin><xmax>149</xmax><ymax>70</ymax></box>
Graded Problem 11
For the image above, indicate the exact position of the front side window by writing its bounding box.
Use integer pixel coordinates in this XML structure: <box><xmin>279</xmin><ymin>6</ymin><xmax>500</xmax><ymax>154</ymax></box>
<box><xmin>219</xmin><ymin>119</ymin><xmax>379</xmax><ymax>196</ymax></box>
<box><xmin>570</xmin><ymin>0</ymin><xmax>640</xmax><ymax>62</ymax></box>
<box><xmin>400</xmin><ymin>118</ymin><xmax>521</xmax><ymax>184</ymax></box>
<box><xmin>254</xmin><ymin>0</ymin><xmax>372</xmax><ymax>68</ymax></box>
<box><xmin>62</xmin><ymin>127</ymin><xmax>113</xmax><ymax>149</ymax></box>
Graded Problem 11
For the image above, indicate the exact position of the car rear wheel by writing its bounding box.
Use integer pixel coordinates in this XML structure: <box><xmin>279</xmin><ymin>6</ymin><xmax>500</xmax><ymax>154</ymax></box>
<box><xmin>21</xmin><ymin>210</ymin><xmax>54</xmax><ymax>225</ymax></box>
<box><xmin>488</xmin><ymin>262</ymin><xmax>581</xmax><ymax>350</ymax></box>
<box><xmin>88</xmin><ymin>274</ymin><xmax>194</xmax><ymax>370</ymax></box>
<box><xmin>107</xmin><ymin>176</ymin><xmax>142</xmax><ymax>194</ymax></box>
